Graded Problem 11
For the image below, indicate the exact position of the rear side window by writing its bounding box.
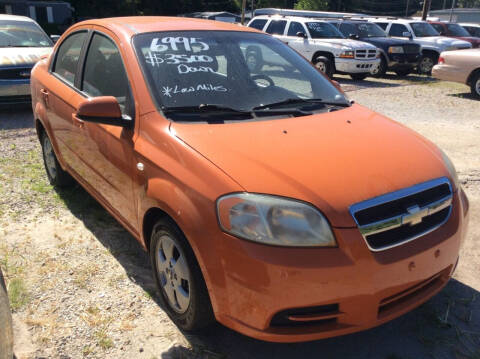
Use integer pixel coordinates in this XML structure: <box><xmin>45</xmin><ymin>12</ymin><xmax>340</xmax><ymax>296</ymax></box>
<box><xmin>53</xmin><ymin>31</ymin><xmax>87</xmax><ymax>85</ymax></box>
<box><xmin>82</xmin><ymin>33</ymin><xmax>131</xmax><ymax>114</ymax></box>
<box><xmin>339</xmin><ymin>23</ymin><xmax>358</xmax><ymax>37</ymax></box>
<box><xmin>287</xmin><ymin>22</ymin><xmax>306</xmax><ymax>36</ymax></box>
<box><xmin>266</xmin><ymin>20</ymin><xmax>287</xmax><ymax>35</ymax></box>
<box><xmin>389</xmin><ymin>23</ymin><xmax>409</xmax><ymax>37</ymax></box>
<box><xmin>248</xmin><ymin>19</ymin><xmax>267</xmax><ymax>31</ymax></box>
<box><xmin>375</xmin><ymin>22</ymin><xmax>388</xmax><ymax>30</ymax></box>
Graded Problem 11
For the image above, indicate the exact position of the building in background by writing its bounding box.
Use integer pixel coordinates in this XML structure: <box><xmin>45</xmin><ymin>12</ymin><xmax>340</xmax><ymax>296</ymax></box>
<box><xmin>429</xmin><ymin>8</ymin><xmax>480</xmax><ymax>24</ymax></box>
<box><xmin>0</xmin><ymin>0</ymin><xmax>73</xmax><ymax>33</ymax></box>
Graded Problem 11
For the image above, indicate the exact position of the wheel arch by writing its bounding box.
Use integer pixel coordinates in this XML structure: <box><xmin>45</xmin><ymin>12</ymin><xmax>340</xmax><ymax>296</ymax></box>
<box><xmin>311</xmin><ymin>51</ymin><xmax>335</xmax><ymax>64</ymax></box>
<box><xmin>421</xmin><ymin>49</ymin><xmax>440</xmax><ymax>61</ymax></box>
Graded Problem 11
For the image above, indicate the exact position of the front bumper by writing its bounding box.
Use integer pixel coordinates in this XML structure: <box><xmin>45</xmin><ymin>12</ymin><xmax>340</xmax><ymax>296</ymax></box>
<box><xmin>335</xmin><ymin>58</ymin><xmax>381</xmax><ymax>74</ymax></box>
<box><xmin>432</xmin><ymin>64</ymin><xmax>469</xmax><ymax>85</ymax></box>
<box><xmin>387</xmin><ymin>53</ymin><xmax>421</xmax><ymax>70</ymax></box>
<box><xmin>0</xmin><ymin>79</ymin><xmax>31</xmax><ymax>104</ymax></box>
<box><xmin>210</xmin><ymin>189</ymin><xmax>469</xmax><ymax>342</ymax></box>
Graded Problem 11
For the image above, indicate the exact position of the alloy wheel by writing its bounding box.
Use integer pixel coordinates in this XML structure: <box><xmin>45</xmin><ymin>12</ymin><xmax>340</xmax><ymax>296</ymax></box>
<box><xmin>476</xmin><ymin>78</ymin><xmax>480</xmax><ymax>96</ymax></box>
<box><xmin>315</xmin><ymin>61</ymin><xmax>327</xmax><ymax>73</ymax></box>
<box><xmin>155</xmin><ymin>234</ymin><xmax>191</xmax><ymax>314</ymax></box>
<box><xmin>419</xmin><ymin>57</ymin><xmax>434</xmax><ymax>74</ymax></box>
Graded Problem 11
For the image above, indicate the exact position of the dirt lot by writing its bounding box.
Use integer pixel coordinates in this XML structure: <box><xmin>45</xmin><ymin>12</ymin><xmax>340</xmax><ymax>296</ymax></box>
<box><xmin>0</xmin><ymin>75</ymin><xmax>479</xmax><ymax>359</ymax></box>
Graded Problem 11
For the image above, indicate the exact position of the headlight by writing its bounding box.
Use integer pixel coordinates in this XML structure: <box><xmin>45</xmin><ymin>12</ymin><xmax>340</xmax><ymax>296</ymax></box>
<box><xmin>440</xmin><ymin>149</ymin><xmax>459</xmax><ymax>189</ymax></box>
<box><xmin>217</xmin><ymin>193</ymin><xmax>336</xmax><ymax>247</ymax></box>
<box><xmin>339</xmin><ymin>50</ymin><xmax>354</xmax><ymax>59</ymax></box>
<box><xmin>388</xmin><ymin>46</ymin><xmax>404</xmax><ymax>54</ymax></box>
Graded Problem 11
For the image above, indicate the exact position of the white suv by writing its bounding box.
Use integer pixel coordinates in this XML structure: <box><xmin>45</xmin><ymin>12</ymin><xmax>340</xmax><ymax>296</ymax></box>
<box><xmin>247</xmin><ymin>15</ymin><xmax>380</xmax><ymax>80</ymax></box>
<box><xmin>367</xmin><ymin>18</ymin><xmax>472</xmax><ymax>74</ymax></box>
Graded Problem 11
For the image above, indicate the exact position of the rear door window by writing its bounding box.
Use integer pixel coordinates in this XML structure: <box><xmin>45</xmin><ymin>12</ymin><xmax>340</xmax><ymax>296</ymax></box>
<box><xmin>52</xmin><ymin>31</ymin><xmax>87</xmax><ymax>85</ymax></box>
<box><xmin>389</xmin><ymin>23</ymin><xmax>409</xmax><ymax>37</ymax></box>
<box><xmin>431</xmin><ymin>23</ymin><xmax>444</xmax><ymax>34</ymax></box>
<box><xmin>265</xmin><ymin>20</ymin><xmax>287</xmax><ymax>35</ymax></box>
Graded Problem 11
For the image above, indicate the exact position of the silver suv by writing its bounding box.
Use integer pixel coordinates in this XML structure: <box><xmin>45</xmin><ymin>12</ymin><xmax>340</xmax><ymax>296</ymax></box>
<box><xmin>248</xmin><ymin>16</ymin><xmax>380</xmax><ymax>80</ymax></box>
<box><xmin>368</xmin><ymin>18</ymin><xmax>472</xmax><ymax>74</ymax></box>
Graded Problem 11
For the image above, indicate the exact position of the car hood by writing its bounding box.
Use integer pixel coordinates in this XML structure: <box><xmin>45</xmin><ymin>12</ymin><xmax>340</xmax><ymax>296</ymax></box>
<box><xmin>171</xmin><ymin>104</ymin><xmax>450</xmax><ymax>227</ymax></box>
<box><xmin>0</xmin><ymin>47</ymin><xmax>52</xmax><ymax>67</ymax></box>
<box><xmin>417</xmin><ymin>36</ymin><xmax>471</xmax><ymax>47</ymax></box>
<box><xmin>360</xmin><ymin>37</ymin><xmax>413</xmax><ymax>48</ymax></box>
<box><xmin>313</xmin><ymin>38</ymin><xmax>377</xmax><ymax>50</ymax></box>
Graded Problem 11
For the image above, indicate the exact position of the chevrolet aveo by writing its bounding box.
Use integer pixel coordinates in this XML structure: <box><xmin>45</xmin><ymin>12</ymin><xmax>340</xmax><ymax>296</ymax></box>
<box><xmin>30</xmin><ymin>17</ymin><xmax>470</xmax><ymax>342</ymax></box>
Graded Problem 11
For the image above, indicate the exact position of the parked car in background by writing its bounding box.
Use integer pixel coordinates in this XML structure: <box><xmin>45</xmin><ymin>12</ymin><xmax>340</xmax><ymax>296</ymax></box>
<box><xmin>432</xmin><ymin>48</ymin><xmax>480</xmax><ymax>98</ymax></box>
<box><xmin>460</xmin><ymin>23</ymin><xmax>480</xmax><ymax>38</ymax></box>
<box><xmin>0</xmin><ymin>268</ymin><xmax>13</xmax><ymax>359</ymax></box>
<box><xmin>368</xmin><ymin>18</ymin><xmax>472</xmax><ymax>74</ymax></box>
<box><xmin>428</xmin><ymin>21</ymin><xmax>480</xmax><ymax>48</ymax></box>
<box><xmin>0</xmin><ymin>14</ymin><xmax>53</xmax><ymax>105</ymax></box>
<box><xmin>248</xmin><ymin>15</ymin><xmax>380</xmax><ymax>80</ymax></box>
<box><xmin>329</xmin><ymin>19</ymin><xmax>421</xmax><ymax>77</ymax></box>
<box><xmin>31</xmin><ymin>16</ymin><xmax>469</xmax><ymax>343</ymax></box>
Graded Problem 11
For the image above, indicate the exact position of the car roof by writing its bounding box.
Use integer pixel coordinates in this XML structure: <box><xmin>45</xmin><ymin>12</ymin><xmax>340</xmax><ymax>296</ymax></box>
<box><xmin>459</xmin><ymin>23</ymin><xmax>480</xmax><ymax>27</ymax></box>
<box><xmin>76</xmin><ymin>16</ymin><xmax>260</xmax><ymax>37</ymax></box>
<box><xmin>0</xmin><ymin>14</ymin><xmax>37</xmax><ymax>22</ymax></box>
<box><xmin>251</xmin><ymin>15</ymin><xmax>328</xmax><ymax>22</ymax></box>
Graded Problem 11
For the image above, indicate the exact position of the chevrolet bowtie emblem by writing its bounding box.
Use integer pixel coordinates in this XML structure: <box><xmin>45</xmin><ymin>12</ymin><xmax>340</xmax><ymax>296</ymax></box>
<box><xmin>402</xmin><ymin>205</ymin><xmax>428</xmax><ymax>226</ymax></box>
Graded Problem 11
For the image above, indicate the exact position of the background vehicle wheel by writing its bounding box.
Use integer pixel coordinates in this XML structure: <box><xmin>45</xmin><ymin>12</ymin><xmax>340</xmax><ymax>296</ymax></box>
<box><xmin>418</xmin><ymin>54</ymin><xmax>436</xmax><ymax>75</ymax></box>
<box><xmin>470</xmin><ymin>73</ymin><xmax>480</xmax><ymax>99</ymax></box>
<box><xmin>395</xmin><ymin>69</ymin><xmax>412</xmax><ymax>77</ymax></box>
<box><xmin>371</xmin><ymin>56</ymin><xmax>387</xmax><ymax>77</ymax></box>
<box><xmin>350</xmin><ymin>73</ymin><xmax>368</xmax><ymax>81</ymax></box>
<box><xmin>40</xmin><ymin>132</ymin><xmax>73</xmax><ymax>187</ymax></box>
<box><xmin>313</xmin><ymin>56</ymin><xmax>334</xmax><ymax>78</ymax></box>
<box><xmin>150</xmin><ymin>217</ymin><xmax>214</xmax><ymax>332</ymax></box>
<box><xmin>0</xmin><ymin>269</ymin><xmax>13</xmax><ymax>359</ymax></box>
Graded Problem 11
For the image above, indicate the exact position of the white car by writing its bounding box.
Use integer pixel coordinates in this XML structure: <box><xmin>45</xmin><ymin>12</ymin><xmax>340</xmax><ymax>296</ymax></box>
<box><xmin>0</xmin><ymin>14</ymin><xmax>53</xmax><ymax>104</ymax></box>
<box><xmin>247</xmin><ymin>16</ymin><xmax>380</xmax><ymax>80</ymax></box>
<box><xmin>367</xmin><ymin>18</ymin><xmax>472</xmax><ymax>74</ymax></box>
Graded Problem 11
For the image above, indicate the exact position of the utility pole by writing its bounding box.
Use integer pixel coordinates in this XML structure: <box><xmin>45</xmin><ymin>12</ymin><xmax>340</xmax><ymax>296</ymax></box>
<box><xmin>405</xmin><ymin>0</ymin><xmax>410</xmax><ymax>17</ymax></box>
<box><xmin>251</xmin><ymin>0</ymin><xmax>254</xmax><ymax>18</ymax></box>
<box><xmin>241</xmin><ymin>0</ymin><xmax>247</xmax><ymax>25</ymax></box>
<box><xmin>449</xmin><ymin>0</ymin><xmax>456</xmax><ymax>22</ymax></box>
<box><xmin>421</xmin><ymin>0</ymin><xmax>431</xmax><ymax>21</ymax></box>
<box><xmin>443</xmin><ymin>0</ymin><xmax>447</xmax><ymax>9</ymax></box>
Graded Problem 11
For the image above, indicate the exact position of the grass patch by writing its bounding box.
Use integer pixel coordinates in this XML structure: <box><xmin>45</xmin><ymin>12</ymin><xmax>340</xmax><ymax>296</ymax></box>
<box><xmin>95</xmin><ymin>329</ymin><xmax>114</xmax><ymax>350</ymax></box>
<box><xmin>8</xmin><ymin>277</ymin><xmax>29</xmax><ymax>311</ymax></box>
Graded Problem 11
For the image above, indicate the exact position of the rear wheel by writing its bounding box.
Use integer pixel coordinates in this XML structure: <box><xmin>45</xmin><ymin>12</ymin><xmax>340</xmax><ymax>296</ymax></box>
<box><xmin>150</xmin><ymin>217</ymin><xmax>214</xmax><ymax>331</ymax></box>
<box><xmin>470</xmin><ymin>72</ymin><xmax>480</xmax><ymax>99</ymax></box>
<box><xmin>0</xmin><ymin>269</ymin><xmax>13</xmax><ymax>359</ymax></box>
<box><xmin>313</xmin><ymin>56</ymin><xmax>334</xmax><ymax>78</ymax></box>
<box><xmin>40</xmin><ymin>132</ymin><xmax>73</xmax><ymax>187</ymax></box>
<box><xmin>350</xmin><ymin>73</ymin><xmax>368</xmax><ymax>81</ymax></box>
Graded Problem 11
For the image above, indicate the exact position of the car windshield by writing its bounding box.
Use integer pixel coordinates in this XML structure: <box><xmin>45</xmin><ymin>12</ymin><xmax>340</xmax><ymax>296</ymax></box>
<box><xmin>133</xmin><ymin>31</ymin><xmax>349</xmax><ymax>118</ymax></box>
<box><xmin>446</xmin><ymin>23</ymin><xmax>470</xmax><ymax>37</ymax></box>
<box><xmin>306</xmin><ymin>22</ymin><xmax>345</xmax><ymax>39</ymax></box>
<box><xmin>356</xmin><ymin>23</ymin><xmax>387</xmax><ymax>37</ymax></box>
<box><xmin>0</xmin><ymin>20</ymin><xmax>52</xmax><ymax>47</ymax></box>
<box><xmin>410</xmin><ymin>22</ymin><xmax>439</xmax><ymax>37</ymax></box>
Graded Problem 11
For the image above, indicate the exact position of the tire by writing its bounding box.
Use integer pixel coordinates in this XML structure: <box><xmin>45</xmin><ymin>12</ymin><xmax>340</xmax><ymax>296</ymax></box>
<box><xmin>40</xmin><ymin>132</ymin><xmax>73</xmax><ymax>187</ymax></box>
<box><xmin>371</xmin><ymin>56</ymin><xmax>387</xmax><ymax>77</ymax></box>
<box><xmin>470</xmin><ymin>72</ymin><xmax>480</xmax><ymax>99</ymax></box>
<box><xmin>418</xmin><ymin>54</ymin><xmax>437</xmax><ymax>75</ymax></box>
<box><xmin>350</xmin><ymin>73</ymin><xmax>368</xmax><ymax>81</ymax></box>
<box><xmin>395</xmin><ymin>69</ymin><xmax>412</xmax><ymax>77</ymax></box>
<box><xmin>313</xmin><ymin>56</ymin><xmax>334</xmax><ymax>78</ymax></box>
<box><xmin>0</xmin><ymin>269</ymin><xmax>13</xmax><ymax>359</ymax></box>
<box><xmin>149</xmin><ymin>217</ymin><xmax>214</xmax><ymax>332</ymax></box>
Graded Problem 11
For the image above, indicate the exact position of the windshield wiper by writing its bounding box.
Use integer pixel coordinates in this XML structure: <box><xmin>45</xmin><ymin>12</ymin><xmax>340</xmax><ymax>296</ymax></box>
<box><xmin>252</xmin><ymin>98</ymin><xmax>349</xmax><ymax>111</ymax></box>
<box><xmin>162</xmin><ymin>104</ymin><xmax>251</xmax><ymax>115</ymax></box>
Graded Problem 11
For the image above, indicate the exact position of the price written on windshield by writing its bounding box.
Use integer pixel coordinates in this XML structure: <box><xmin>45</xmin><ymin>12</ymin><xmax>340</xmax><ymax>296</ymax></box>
<box><xmin>150</xmin><ymin>37</ymin><xmax>209</xmax><ymax>52</ymax></box>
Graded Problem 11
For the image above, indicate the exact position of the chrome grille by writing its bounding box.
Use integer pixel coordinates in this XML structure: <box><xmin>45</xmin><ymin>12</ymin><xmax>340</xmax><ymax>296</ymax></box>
<box><xmin>350</xmin><ymin>177</ymin><xmax>452</xmax><ymax>251</ymax></box>
<box><xmin>355</xmin><ymin>49</ymin><xmax>377</xmax><ymax>59</ymax></box>
<box><xmin>0</xmin><ymin>66</ymin><xmax>32</xmax><ymax>80</ymax></box>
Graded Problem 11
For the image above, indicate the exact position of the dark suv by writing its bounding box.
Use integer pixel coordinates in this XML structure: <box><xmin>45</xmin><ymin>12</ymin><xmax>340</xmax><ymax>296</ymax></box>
<box><xmin>329</xmin><ymin>20</ymin><xmax>421</xmax><ymax>77</ymax></box>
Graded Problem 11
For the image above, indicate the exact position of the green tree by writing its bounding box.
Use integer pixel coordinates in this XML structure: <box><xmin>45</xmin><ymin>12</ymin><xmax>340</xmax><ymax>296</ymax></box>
<box><xmin>294</xmin><ymin>0</ymin><xmax>329</xmax><ymax>10</ymax></box>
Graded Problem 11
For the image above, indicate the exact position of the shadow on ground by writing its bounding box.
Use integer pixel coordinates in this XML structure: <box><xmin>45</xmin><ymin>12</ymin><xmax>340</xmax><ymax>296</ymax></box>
<box><xmin>55</xmin><ymin>184</ymin><xmax>480</xmax><ymax>359</ymax></box>
<box><xmin>0</xmin><ymin>106</ymin><xmax>34</xmax><ymax>130</ymax></box>
<box><xmin>447</xmin><ymin>92</ymin><xmax>478</xmax><ymax>101</ymax></box>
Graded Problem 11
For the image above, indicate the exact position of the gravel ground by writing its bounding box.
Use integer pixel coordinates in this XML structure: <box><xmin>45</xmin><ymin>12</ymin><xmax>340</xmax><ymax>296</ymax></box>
<box><xmin>0</xmin><ymin>75</ymin><xmax>479</xmax><ymax>359</ymax></box>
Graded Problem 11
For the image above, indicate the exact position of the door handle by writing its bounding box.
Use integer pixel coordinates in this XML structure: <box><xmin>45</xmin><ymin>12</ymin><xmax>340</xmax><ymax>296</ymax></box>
<box><xmin>40</xmin><ymin>88</ymin><xmax>49</xmax><ymax>106</ymax></box>
<box><xmin>72</xmin><ymin>114</ymin><xmax>84</xmax><ymax>129</ymax></box>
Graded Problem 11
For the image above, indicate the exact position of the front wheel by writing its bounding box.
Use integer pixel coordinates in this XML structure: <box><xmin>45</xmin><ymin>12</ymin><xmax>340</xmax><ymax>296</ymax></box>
<box><xmin>350</xmin><ymin>73</ymin><xmax>368</xmax><ymax>81</ymax></box>
<box><xmin>40</xmin><ymin>132</ymin><xmax>74</xmax><ymax>187</ymax></box>
<box><xmin>313</xmin><ymin>56</ymin><xmax>334</xmax><ymax>78</ymax></box>
<box><xmin>150</xmin><ymin>218</ymin><xmax>214</xmax><ymax>331</ymax></box>
<box><xmin>418</xmin><ymin>54</ymin><xmax>436</xmax><ymax>75</ymax></box>
<box><xmin>471</xmin><ymin>72</ymin><xmax>480</xmax><ymax>99</ymax></box>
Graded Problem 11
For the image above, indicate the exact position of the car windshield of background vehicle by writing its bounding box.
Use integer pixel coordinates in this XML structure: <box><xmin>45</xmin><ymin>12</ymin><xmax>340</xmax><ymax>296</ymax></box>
<box><xmin>306</xmin><ymin>22</ymin><xmax>344</xmax><ymax>39</ymax></box>
<box><xmin>411</xmin><ymin>22</ymin><xmax>439</xmax><ymax>37</ymax></box>
<box><xmin>357</xmin><ymin>23</ymin><xmax>387</xmax><ymax>38</ymax></box>
<box><xmin>0</xmin><ymin>20</ymin><xmax>52</xmax><ymax>47</ymax></box>
<box><xmin>133</xmin><ymin>31</ymin><xmax>349</xmax><ymax>119</ymax></box>
<box><xmin>446</xmin><ymin>23</ymin><xmax>471</xmax><ymax>37</ymax></box>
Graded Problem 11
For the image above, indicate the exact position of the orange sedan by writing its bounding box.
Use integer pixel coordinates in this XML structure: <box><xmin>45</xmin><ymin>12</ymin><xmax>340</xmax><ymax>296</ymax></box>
<box><xmin>30</xmin><ymin>17</ymin><xmax>469</xmax><ymax>343</ymax></box>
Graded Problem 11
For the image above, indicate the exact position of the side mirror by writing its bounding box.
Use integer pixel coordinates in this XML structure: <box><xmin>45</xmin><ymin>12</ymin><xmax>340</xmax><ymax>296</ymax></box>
<box><xmin>296</xmin><ymin>32</ymin><xmax>307</xmax><ymax>38</ymax></box>
<box><xmin>349</xmin><ymin>33</ymin><xmax>360</xmax><ymax>40</ymax></box>
<box><xmin>402</xmin><ymin>31</ymin><xmax>413</xmax><ymax>38</ymax></box>
<box><xmin>76</xmin><ymin>96</ymin><xmax>132</xmax><ymax>127</ymax></box>
<box><xmin>50</xmin><ymin>35</ymin><xmax>60</xmax><ymax>43</ymax></box>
